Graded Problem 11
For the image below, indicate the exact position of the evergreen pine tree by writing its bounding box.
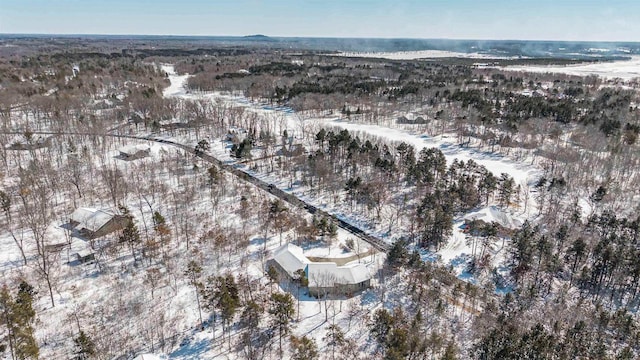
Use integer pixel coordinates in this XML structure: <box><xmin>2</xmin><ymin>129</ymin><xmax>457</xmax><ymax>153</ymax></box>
<box><xmin>0</xmin><ymin>282</ymin><xmax>39</xmax><ymax>360</ymax></box>
<box><xmin>0</xmin><ymin>190</ymin><xmax>10</xmax><ymax>220</ymax></box>
<box><xmin>290</xmin><ymin>335</ymin><xmax>319</xmax><ymax>360</ymax></box>
<box><xmin>73</xmin><ymin>331</ymin><xmax>96</xmax><ymax>359</ymax></box>
<box><xmin>497</xmin><ymin>173</ymin><xmax>515</xmax><ymax>208</ymax></box>
<box><xmin>194</xmin><ymin>139</ymin><xmax>210</xmax><ymax>156</ymax></box>
<box><xmin>323</xmin><ymin>324</ymin><xmax>345</xmax><ymax>360</ymax></box>
<box><xmin>119</xmin><ymin>208</ymin><xmax>141</xmax><ymax>260</ymax></box>
<box><xmin>269</xmin><ymin>292</ymin><xmax>295</xmax><ymax>354</ymax></box>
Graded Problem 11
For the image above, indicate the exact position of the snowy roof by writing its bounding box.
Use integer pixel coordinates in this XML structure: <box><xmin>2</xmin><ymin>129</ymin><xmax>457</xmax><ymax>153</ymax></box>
<box><xmin>272</xmin><ymin>243</ymin><xmax>371</xmax><ymax>287</ymax></box>
<box><xmin>307</xmin><ymin>262</ymin><xmax>370</xmax><ymax>287</ymax></box>
<box><xmin>70</xmin><ymin>208</ymin><xmax>116</xmax><ymax>233</ymax></box>
<box><xmin>75</xmin><ymin>248</ymin><xmax>94</xmax><ymax>258</ymax></box>
<box><xmin>133</xmin><ymin>354</ymin><xmax>165</xmax><ymax>360</ymax></box>
<box><xmin>272</xmin><ymin>243</ymin><xmax>308</xmax><ymax>277</ymax></box>
<box><xmin>228</xmin><ymin>127</ymin><xmax>248</xmax><ymax>134</ymax></box>
<box><xmin>463</xmin><ymin>205</ymin><xmax>523</xmax><ymax>229</ymax></box>
<box><xmin>119</xmin><ymin>144</ymin><xmax>151</xmax><ymax>155</ymax></box>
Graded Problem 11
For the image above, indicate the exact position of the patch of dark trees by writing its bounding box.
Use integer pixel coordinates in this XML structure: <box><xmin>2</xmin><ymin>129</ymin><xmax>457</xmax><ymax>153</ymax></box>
<box><xmin>448</xmin><ymin>86</ymin><xmax>637</xmax><ymax>138</ymax></box>
<box><xmin>301</xmin><ymin>128</ymin><xmax>515</xmax><ymax>251</ymax></box>
<box><xmin>383</xmin><ymin>207</ymin><xmax>640</xmax><ymax>358</ymax></box>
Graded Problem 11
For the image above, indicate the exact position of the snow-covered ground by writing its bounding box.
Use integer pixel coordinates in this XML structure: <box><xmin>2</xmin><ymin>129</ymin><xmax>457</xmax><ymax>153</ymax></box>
<box><xmin>439</xmin><ymin>206</ymin><xmax>521</xmax><ymax>286</ymax></box>
<box><xmin>134</xmin><ymin>354</ymin><xmax>167</xmax><ymax>360</ymax></box>
<box><xmin>0</xmin><ymin>61</ymin><xmax>552</xmax><ymax>358</ymax></box>
<box><xmin>161</xmin><ymin>65</ymin><xmax>543</xmax><ymax>290</ymax></box>
<box><xmin>323</xmin><ymin>120</ymin><xmax>540</xmax><ymax>189</ymax></box>
<box><xmin>161</xmin><ymin>65</ymin><xmax>190</xmax><ymax>97</ymax></box>
<box><xmin>162</xmin><ymin>63</ymin><xmax>541</xmax><ymax>196</ymax></box>
<box><xmin>502</xmin><ymin>56</ymin><xmax>640</xmax><ymax>81</ymax></box>
<box><xmin>0</xmin><ymin>128</ymin><xmax>387</xmax><ymax>358</ymax></box>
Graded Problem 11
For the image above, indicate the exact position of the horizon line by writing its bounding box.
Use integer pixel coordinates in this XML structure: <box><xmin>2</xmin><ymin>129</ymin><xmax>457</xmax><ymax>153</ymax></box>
<box><xmin>1</xmin><ymin>32</ymin><xmax>639</xmax><ymax>44</ymax></box>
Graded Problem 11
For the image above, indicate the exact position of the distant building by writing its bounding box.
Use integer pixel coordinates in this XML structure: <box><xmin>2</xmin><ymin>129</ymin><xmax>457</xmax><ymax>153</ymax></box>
<box><xmin>69</xmin><ymin>208</ymin><xmax>129</xmax><ymax>239</ymax></box>
<box><xmin>6</xmin><ymin>135</ymin><xmax>51</xmax><ymax>150</ymax></box>
<box><xmin>119</xmin><ymin>145</ymin><xmax>151</xmax><ymax>160</ymax></box>
<box><xmin>226</xmin><ymin>127</ymin><xmax>248</xmax><ymax>143</ymax></box>
<box><xmin>129</xmin><ymin>113</ymin><xmax>144</xmax><ymax>125</ymax></box>
<box><xmin>397</xmin><ymin>114</ymin><xmax>429</xmax><ymax>125</ymax></box>
<box><xmin>269</xmin><ymin>243</ymin><xmax>372</xmax><ymax>297</ymax></box>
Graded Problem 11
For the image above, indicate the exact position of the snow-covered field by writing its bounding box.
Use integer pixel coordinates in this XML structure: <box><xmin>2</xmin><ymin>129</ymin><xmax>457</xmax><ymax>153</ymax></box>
<box><xmin>502</xmin><ymin>56</ymin><xmax>640</xmax><ymax>81</ymax></box>
<box><xmin>161</xmin><ymin>65</ymin><xmax>190</xmax><ymax>97</ymax></box>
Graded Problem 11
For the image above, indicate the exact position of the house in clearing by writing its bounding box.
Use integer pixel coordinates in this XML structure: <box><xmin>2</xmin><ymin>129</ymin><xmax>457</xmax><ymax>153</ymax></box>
<box><xmin>119</xmin><ymin>144</ymin><xmax>151</xmax><ymax>160</ymax></box>
<box><xmin>69</xmin><ymin>208</ymin><xmax>129</xmax><ymax>239</ymax></box>
<box><xmin>268</xmin><ymin>243</ymin><xmax>372</xmax><ymax>297</ymax></box>
<box><xmin>396</xmin><ymin>114</ymin><xmax>429</xmax><ymax>125</ymax></box>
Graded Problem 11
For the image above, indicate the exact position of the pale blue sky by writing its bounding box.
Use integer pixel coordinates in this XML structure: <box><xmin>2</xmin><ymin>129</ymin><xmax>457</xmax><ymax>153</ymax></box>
<box><xmin>1</xmin><ymin>0</ymin><xmax>639</xmax><ymax>41</ymax></box>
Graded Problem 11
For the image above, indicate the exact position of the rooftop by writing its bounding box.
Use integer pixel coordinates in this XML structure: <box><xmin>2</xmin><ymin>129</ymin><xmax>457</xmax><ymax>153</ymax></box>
<box><xmin>271</xmin><ymin>243</ymin><xmax>371</xmax><ymax>287</ymax></box>
<box><xmin>272</xmin><ymin>243</ymin><xmax>308</xmax><ymax>278</ymax></box>
<box><xmin>119</xmin><ymin>144</ymin><xmax>151</xmax><ymax>155</ymax></box>
<box><xmin>70</xmin><ymin>207</ymin><xmax>117</xmax><ymax>232</ymax></box>
<box><xmin>306</xmin><ymin>262</ymin><xmax>370</xmax><ymax>287</ymax></box>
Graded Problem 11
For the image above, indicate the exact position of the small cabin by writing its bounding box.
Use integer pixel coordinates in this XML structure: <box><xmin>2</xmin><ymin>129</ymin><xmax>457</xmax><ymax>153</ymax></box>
<box><xmin>119</xmin><ymin>145</ymin><xmax>151</xmax><ymax>160</ymax></box>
